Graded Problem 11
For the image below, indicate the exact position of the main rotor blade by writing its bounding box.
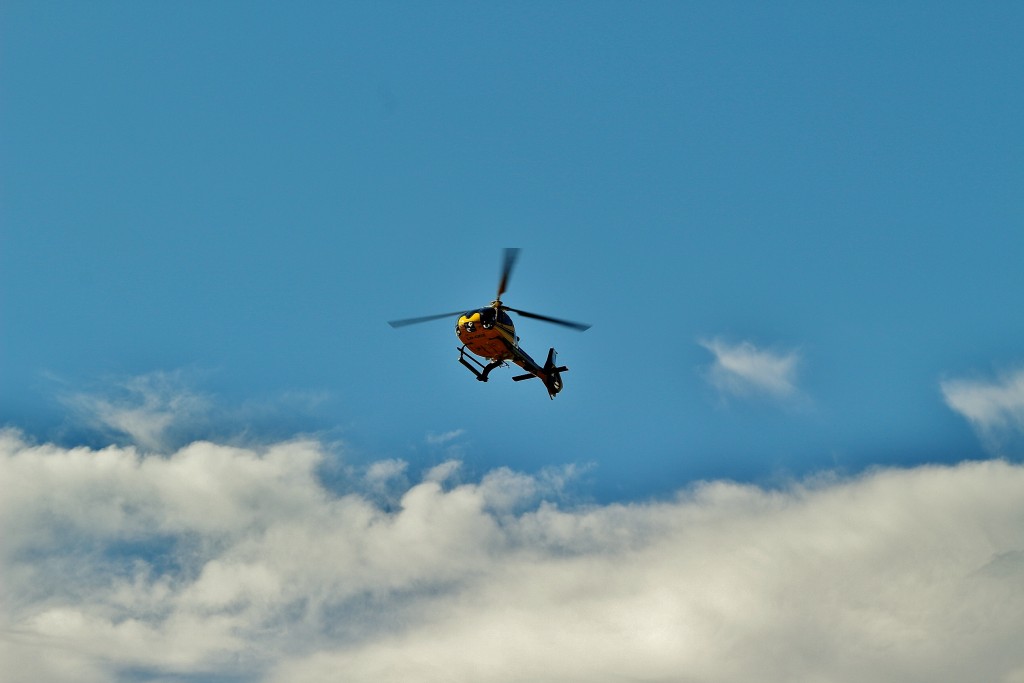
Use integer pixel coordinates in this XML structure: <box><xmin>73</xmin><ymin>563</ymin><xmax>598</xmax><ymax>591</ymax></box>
<box><xmin>496</xmin><ymin>248</ymin><xmax>521</xmax><ymax>301</ymax></box>
<box><xmin>387</xmin><ymin>310</ymin><xmax>466</xmax><ymax>328</ymax></box>
<box><xmin>504</xmin><ymin>307</ymin><xmax>591</xmax><ymax>331</ymax></box>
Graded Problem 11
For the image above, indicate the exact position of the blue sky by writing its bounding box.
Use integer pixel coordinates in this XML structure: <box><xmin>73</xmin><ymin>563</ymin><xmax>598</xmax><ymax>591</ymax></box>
<box><xmin>3</xmin><ymin>1</ymin><xmax>1020</xmax><ymax>494</ymax></box>
<box><xmin>2</xmin><ymin>3</ymin><xmax>1024</xmax><ymax>682</ymax></box>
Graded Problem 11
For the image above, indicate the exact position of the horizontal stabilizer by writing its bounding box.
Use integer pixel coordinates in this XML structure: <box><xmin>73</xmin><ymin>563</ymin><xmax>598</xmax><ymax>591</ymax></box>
<box><xmin>513</xmin><ymin>366</ymin><xmax>568</xmax><ymax>382</ymax></box>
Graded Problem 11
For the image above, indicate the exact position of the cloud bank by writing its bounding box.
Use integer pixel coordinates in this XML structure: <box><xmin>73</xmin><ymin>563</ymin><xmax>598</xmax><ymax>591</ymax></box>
<box><xmin>700</xmin><ymin>338</ymin><xmax>802</xmax><ymax>401</ymax></box>
<box><xmin>3</xmin><ymin>432</ymin><xmax>1024</xmax><ymax>683</ymax></box>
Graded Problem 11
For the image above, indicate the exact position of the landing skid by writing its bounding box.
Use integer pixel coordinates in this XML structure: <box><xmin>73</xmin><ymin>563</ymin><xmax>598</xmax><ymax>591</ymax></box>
<box><xmin>458</xmin><ymin>346</ymin><xmax>506</xmax><ymax>382</ymax></box>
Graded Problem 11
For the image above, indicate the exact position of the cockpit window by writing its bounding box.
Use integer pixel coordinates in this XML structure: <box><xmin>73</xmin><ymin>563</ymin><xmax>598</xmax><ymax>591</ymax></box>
<box><xmin>462</xmin><ymin>307</ymin><xmax>513</xmax><ymax>327</ymax></box>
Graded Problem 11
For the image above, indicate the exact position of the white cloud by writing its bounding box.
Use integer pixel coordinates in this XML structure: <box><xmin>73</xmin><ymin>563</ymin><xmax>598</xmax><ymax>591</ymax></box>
<box><xmin>56</xmin><ymin>371</ymin><xmax>336</xmax><ymax>454</ymax></box>
<box><xmin>942</xmin><ymin>369</ymin><xmax>1024</xmax><ymax>453</ymax></box>
<box><xmin>700</xmin><ymin>338</ymin><xmax>802</xmax><ymax>400</ymax></box>
<box><xmin>424</xmin><ymin>459</ymin><xmax>462</xmax><ymax>483</ymax></box>
<box><xmin>425</xmin><ymin>429</ymin><xmax>465</xmax><ymax>446</ymax></box>
<box><xmin>62</xmin><ymin>371</ymin><xmax>208</xmax><ymax>452</ymax></box>
<box><xmin>365</xmin><ymin>458</ymin><xmax>408</xmax><ymax>485</ymax></box>
<box><xmin>2</xmin><ymin>430</ymin><xmax>1024</xmax><ymax>683</ymax></box>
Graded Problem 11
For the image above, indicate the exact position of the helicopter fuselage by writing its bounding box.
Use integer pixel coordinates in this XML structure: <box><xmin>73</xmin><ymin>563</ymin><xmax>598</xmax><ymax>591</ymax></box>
<box><xmin>454</xmin><ymin>305</ymin><xmax>566</xmax><ymax>397</ymax></box>
<box><xmin>456</xmin><ymin>307</ymin><xmax>518</xmax><ymax>361</ymax></box>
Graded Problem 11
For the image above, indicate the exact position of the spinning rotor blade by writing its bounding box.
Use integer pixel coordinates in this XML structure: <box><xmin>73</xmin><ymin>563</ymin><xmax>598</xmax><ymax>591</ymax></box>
<box><xmin>504</xmin><ymin>307</ymin><xmax>591</xmax><ymax>331</ymax></box>
<box><xmin>387</xmin><ymin>310</ymin><xmax>467</xmax><ymax>328</ymax></box>
<box><xmin>496</xmin><ymin>248</ymin><xmax>521</xmax><ymax>301</ymax></box>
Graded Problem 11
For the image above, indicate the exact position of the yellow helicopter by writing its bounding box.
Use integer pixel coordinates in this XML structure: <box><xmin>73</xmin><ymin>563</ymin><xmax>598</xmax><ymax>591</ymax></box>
<box><xmin>388</xmin><ymin>249</ymin><xmax>590</xmax><ymax>399</ymax></box>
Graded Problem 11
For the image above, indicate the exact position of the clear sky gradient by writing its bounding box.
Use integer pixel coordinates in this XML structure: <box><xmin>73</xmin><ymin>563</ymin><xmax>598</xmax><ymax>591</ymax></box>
<box><xmin>2</xmin><ymin>3</ymin><xmax>1023</xmax><ymax>682</ymax></box>
<box><xmin>4</xmin><ymin>2</ymin><xmax>1021</xmax><ymax>495</ymax></box>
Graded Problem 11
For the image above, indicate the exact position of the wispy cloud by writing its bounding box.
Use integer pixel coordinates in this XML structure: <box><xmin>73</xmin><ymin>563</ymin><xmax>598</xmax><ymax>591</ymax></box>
<box><xmin>57</xmin><ymin>371</ymin><xmax>335</xmax><ymax>452</ymax></box>
<box><xmin>365</xmin><ymin>458</ymin><xmax>409</xmax><ymax>485</ymax></box>
<box><xmin>941</xmin><ymin>368</ymin><xmax>1024</xmax><ymax>453</ymax></box>
<box><xmin>699</xmin><ymin>338</ymin><xmax>802</xmax><ymax>400</ymax></box>
<box><xmin>61</xmin><ymin>371</ymin><xmax>208</xmax><ymax>451</ymax></box>
<box><xmin>3</xmin><ymin>431</ymin><xmax>1023</xmax><ymax>683</ymax></box>
<box><xmin>426</xmin><ymin>429</ymin><xmax>466</xmax><ymax>446</ymax></box>
<box><xmin>426</xmin><ymin>429</ymin><xmax>468</xmax><ymax>461</ymax></box>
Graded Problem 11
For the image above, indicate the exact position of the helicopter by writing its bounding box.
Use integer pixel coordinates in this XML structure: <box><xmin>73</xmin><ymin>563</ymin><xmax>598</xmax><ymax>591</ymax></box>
<box><xmin>388</xmin><ymin>248</ymin><xmax>590</xmax><ymax>399</ymax></box>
